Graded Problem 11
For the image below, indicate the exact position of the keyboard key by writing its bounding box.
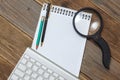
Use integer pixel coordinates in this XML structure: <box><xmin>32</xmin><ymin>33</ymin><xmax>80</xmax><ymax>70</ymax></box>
<box><xmin>38</xmin><ymin>68</ymin><xmax>44</xmax><ymax>75</ymax></box>
<box><xmin>58</xmin><ymin>76</ymin><xmax>65</xmax><ymax>80</ymax></box>
<box><xmin>31</xmin><ymin>72</ymin><xmax>38</xmax><ymax>78</ymax></box>
<box><xmin>31</xmin><ymin>78</ymin><xmax>35</xmax><ymax>80</ymax></box>
<box><xmin>14</xmin><ymin>69</ymin><xmax>24</xmax><ymax>77</ymax></box>
<box><xmin>10</xmin><ymin>74</ymin><xmax>18</xmax><ymax>80</ymax></box>
<box><xmin>18</xmin><ymin>63</ymin><xmax>26</xmax><ymax>71</ymax></box>
<box><xmin>41</xmin><ymin>65</ymin><xmax>47</xmax><ymax>70</ymax></box>
<box><xmin>24</xmin><ymin>55</ymin><xmax>29</xmax><ymax>59</ymax></box>
<box><xmin>49</xmin><ymin>76</ymin><xmax>55</xmax><ymax>80</ymax></box>
<box><xmin>37</xmin><ymin>76</ymin><xmax>43</xmax><ymax>80</ymax></box>
<box><xmin>36</xmin><ymin>62</ymin><xmax>41</xmax><ymax>66</ymax></box>
<box><xmin>24</xmin><ymin>75</ymin><xmax>30</xmax><ymax>80</ymax></box>
<box><xmin>43</xmin><ymin>72</ymin><xmax>50</xmax><ymax>78</ymax></box>
<box><xmin>32</xmin><ymin>65</ymin><xmax>38</xmax><ymax>71</ymax></box>
<box><xmin>21</xmin><ymin>58</ymin><xmax>27</xmax><ymax>64</ymax></box>
<box><xmin>30</xmin><ymin>58</ymin><xmax>35</xmax><ymax>63</ymax></box>
<box><xmin>26</xmin><ymin>69</ymin><xmax>32</xmax><ymax>75</ymax></box>
<box><xmin>53</xmin><ymin>72</ymin><xmax>58</xmax><ymax>77</ymax></box>
<box><xmin>26</xmin><ymin>62</ymin><xmax>32</xmax><ymax>68</ymax></box>
<box><xmin>47</xmin><ymin>69</ymin><xmax>53</xmax><ymax>74</ymax></box>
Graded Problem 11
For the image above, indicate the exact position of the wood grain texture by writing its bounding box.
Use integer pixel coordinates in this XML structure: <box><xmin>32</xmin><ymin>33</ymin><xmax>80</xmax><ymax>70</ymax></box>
<box><xmin>0</xmin><ymin>0</ymin><xmax>89</xmax><ymax>79</ymax></box>
<box><xmin>36</xmin><ymin>0</ymin><xmax>120</xmax><ymax>79</ymax></box>
<box><xmin>0</xmin><ymin>56</ymin><xmax>13</xmax><ymax>80</ymax></box>
<box><xmin>0</xmin><ymin>0</ymin><xmax>120</xmax><ymax>80</ymax></box>
<box><xmin>0</xmin><ymin>16</ymin><xmax>32</xmax><ymax>80</ymax></box>
<box><xmin>90</xmin><ymin>0</ymin><xmax>120</xmax><ymax>22</ymax></box>
<box><xmin>0</xmin><ymin>0</ymin><xmax>41</xmax><ymax>37</ymax></box>
<box><xmin>80</xmin><ymin>73</ymin><xmax>91</xmax><ymax>80</ymax></box>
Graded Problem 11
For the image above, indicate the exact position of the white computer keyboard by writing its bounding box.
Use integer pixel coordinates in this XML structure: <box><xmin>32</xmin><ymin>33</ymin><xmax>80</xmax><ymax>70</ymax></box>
<box><xmin>8</xmin><ymin>48</ymin><xmax>79</xmax><ymax>80</ymax></box>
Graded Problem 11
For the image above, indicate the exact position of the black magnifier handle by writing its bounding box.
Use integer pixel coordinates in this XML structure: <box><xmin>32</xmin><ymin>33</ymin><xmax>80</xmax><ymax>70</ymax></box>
<box><xmin>94</xmin><ymin>37</ymin><xmax>111</xmax><ymax>69</ymax></box>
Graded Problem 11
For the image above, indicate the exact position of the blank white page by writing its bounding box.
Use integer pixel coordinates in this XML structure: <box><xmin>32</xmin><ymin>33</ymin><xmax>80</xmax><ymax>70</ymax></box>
<box><xmin>32</xmin><ymin>4</ymin><xmax>92</xmax><ymax>77</ymax></box>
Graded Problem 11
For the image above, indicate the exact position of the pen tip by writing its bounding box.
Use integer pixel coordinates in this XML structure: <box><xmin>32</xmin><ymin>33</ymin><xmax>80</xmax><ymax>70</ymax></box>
<box><xmin>105</xmin><ymin>65</ymin><xmax>110</xmax><ymax>70</ymax></box>
<box><xmin>36</xmin><ymin>46</ymin><xmax>38</xmax><ymax>49</ymax></box>
<box><xmin>41</xmin><ymin>42</ymin><xmax>43</xmax><ymax>46</ymax></box>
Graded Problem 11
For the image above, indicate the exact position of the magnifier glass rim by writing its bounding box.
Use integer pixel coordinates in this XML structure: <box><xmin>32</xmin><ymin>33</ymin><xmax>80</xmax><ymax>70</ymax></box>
<box><xmin>73</xmin><ymin>7</ymin><xmax>103</xmax><ymax>38</ymax></box>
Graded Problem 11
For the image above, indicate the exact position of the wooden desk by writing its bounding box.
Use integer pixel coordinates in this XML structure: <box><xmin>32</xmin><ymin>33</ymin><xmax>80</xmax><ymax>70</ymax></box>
<box><xmin>0</xmin><ymin>0</ymin><xmax>120</xmax><ymax>80</ymax></box>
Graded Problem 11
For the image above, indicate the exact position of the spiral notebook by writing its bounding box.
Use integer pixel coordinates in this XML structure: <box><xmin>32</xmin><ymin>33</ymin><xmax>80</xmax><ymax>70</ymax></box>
<box><xmin>32</xmin><ymin>3</ymin><xmax>92</xmax><ymax>76</ymax></box>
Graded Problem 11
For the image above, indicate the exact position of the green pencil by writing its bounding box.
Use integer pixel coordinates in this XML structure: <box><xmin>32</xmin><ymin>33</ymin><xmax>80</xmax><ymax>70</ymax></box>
<box><xmin>36</xmin><ymin>16</ymin><xmax>45</xmax><ymax>49</ymax></box>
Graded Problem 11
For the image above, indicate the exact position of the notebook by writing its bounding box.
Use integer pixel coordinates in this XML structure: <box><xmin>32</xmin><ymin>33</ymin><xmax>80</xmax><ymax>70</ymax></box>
<box><xmin>32</xmin><ymin>3</ymin><xmax>92</xmax><ymax>77</ymax></box>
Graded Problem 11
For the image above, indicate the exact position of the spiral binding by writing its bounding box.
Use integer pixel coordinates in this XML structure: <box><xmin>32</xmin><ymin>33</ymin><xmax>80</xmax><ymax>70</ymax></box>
<box><xmin>42</xmin><ymin>4</ymin><xmax>91</xmax><ymax>20</ymax></box>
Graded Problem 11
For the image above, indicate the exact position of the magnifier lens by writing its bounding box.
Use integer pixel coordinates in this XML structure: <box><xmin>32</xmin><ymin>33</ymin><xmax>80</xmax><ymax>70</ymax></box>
<box><xmin>74</xmin><ymin>8</ymin><xmax>111</xmax><ymax>69</ymax></box>
<box><xmin>74</xmin><ymin>10</ymin><xmax>101</xmax><ymax>36</ymax></box>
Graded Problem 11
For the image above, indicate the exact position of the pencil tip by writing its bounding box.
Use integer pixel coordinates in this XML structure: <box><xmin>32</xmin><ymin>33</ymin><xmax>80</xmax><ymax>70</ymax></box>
<box><xmin>36</xmin><ymin>46</ymin><xmax>38</xmax><ymax>49</ymax></box>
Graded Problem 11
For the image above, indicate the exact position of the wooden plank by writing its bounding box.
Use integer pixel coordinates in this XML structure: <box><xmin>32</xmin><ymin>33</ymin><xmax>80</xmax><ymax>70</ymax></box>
<box><xmin>0</xmin><ymin>0</ymin><xmax>42</xmax><ymax>37</ymax></box>
<box><xmin>80</xmin><ymin>73</ymin><xmax>91</xmax><ymax>80</ymax></box>
<box><xmin>81</xmin><ymin>41</ymin><xmax>120</xmax><ymax>80</ymax></box>
<box><xmin>0</xmin><ymin>56</ymin><xmax>13</xmax><ymax>80</ymax></box>
<box><xmin>0</xmin><ymin>0</ymin><xmax>120</xmax><ymax>79</ymax></box>
<box><xmin>0</xmin><ymin>0</ymin><xmax>89</xmax><ymax>79</ymax></box>
<box><xmin>35</xmin><ymin>0</ymin><xmax>120</xmax><ymax>79</ymax></box>
<box><xmin>0</xmin><ymin>16</ymin><xmax>32</xmax><ymax>79</ymax></box>
<box><xmin>90</xmin><ymin>0</ymin><xmax>120</xmax><ymax>22</ymax></box>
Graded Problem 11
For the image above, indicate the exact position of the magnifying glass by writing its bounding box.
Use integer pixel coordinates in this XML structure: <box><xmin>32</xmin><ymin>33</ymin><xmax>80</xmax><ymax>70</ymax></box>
<box><xmin>73</xmin><ymin>7</ymin><xmax>111</xmax><ymax>69</ymax></box>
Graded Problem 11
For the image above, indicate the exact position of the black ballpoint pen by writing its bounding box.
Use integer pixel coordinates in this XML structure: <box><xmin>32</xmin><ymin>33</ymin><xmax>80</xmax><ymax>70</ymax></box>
<box><xmin>41</xmin><ymin>3</ymin><xmax>51</xmax><ymax>46</ymax></box>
